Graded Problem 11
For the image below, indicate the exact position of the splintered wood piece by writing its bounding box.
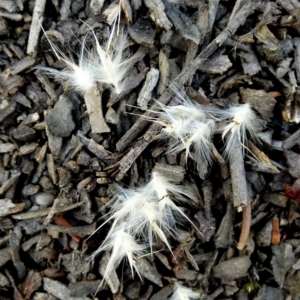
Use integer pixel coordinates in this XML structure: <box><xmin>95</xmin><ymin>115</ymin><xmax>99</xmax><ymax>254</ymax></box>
<box><xmin>48</xmin><ymin>221</ymin><xmax>96</xmax><ymax>238</ymax></box>
<box><xmin>282</xmin><ymin>74</ymin><xmax>300</xmax><ymax>123</ymax></box>
<box><xmin>137</xmin><ymin>68</ymin><xmax>159</xmax><ymax>110</ymax></box>
<box><xmin>201</xmin><ymin>0</ymin><xmax>219</xmax><ymax>47</ymax></box>
<box><xmin>3</xmin><ymin>56</ymin><xmax>36</xmax><ymax>78</ymax></box>
<box><xmin>248</xmin><ymin>142</ymin><xmax>280</xmax><ymax>173</ymax></box>
<box><xmin>295</xmin><ymin>38</ymin><xmax>300</xmax><ymax>83</ymax></box>
<box><xmin>83</xmin><ymin>85</ymin><xmax>110</xmax><ymax>134</ymax></box>
<box><xmin>277</xmin><ymin>0</ymin><xmax>300</xmax><ymax>14</ymax></box>
<box><xmin>0</xmin><ymin>74</ymin><xmax>24</xmax><ymax>96</ymax></box>
<box><xmin>198</xmin><ymin>54</ymin><xmax>232</xmax><ymax>75</ymax></box>
<box><xmin>12</xmin><ymin>201</ymin><xmax>84</xmax><ymax>220</ymax></box>
<box><xmin>228</xmin><ymin>0</ymin><xmax>247</xmax><ymax>25</ymax></box>
<box><xmin>27</xmin><ymin>0</ymin><xmax>47</xmax><ymax>57</ymax></box>
<box><xmin>43</xmin><ymin>277</ymin><xmax>91</xmax><ymax>300</ymax></box>
<box><xmin>197</xmin><ymin>3</ymin><xmax>208</xmax><ymax>45</ymax></box>
<box><xmin>35</xmin><ymin>70</ymin><xmax>58</xmax><ymax>101</ymax></box>
<box><xmin>254</xmin><ymin>24</ymin><xmax>279</xmax><ymax>50</ymax></box>
<box><xmin>153</xmin><ymin>163</ymin><xmax>185</xmax><ymax>183</ymax></box>
<box><xmin>46</xmin><ymin>153</ymin><xmax>57</xmax><ymax>185</ymax></box>
<box><xmin>129</xmin><ymin>18</ymin><xmax>156</xmax><ymax>46</ymax></box>
<box><xmin>157</xmin><ymin>49</ymin><xmax>170</xmax><ymax>95</ymax></box>
<box><xmin>239</xmin><ymin>49</ymin><xmax>262</xmax><ymax>76</ymax></box>
<box><xmin>76</xmin><ymin>131</ymin><xmax>111</xmax><ymax>160</ymax></box>
<box><xmin>144</xmin><ymin>0</ymin><xmax>172</xmax><ymax>31</ymax></box>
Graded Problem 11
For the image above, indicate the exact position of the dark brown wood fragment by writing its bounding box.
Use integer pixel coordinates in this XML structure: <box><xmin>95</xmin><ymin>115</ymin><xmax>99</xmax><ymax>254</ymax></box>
<box><xmin>277</xmin><ymin>0</ymin><xmax>300</xmax><ymax>13</ymax></box>
<box><xmin>239</xmin><ymin>49</ymin><xmax>261</xmax><ymax>76</ymax></box>
<box><xmin>164</xmin><ymin>1</ymin><xmax>201</xmax><ymax>44</ymax></box>
<box><xmin>282</xmin><ymin>127</ymin><xmax>300</xmax><ymax>149</ymax></box>
<box><xmin>3</xmin><ymin>56</ymin><xmax>35</xmax><ymax>77</ymax></box>
<box><xmin>10</xmin><ymin>226</ymin><xmax>26</xmax><ymax>279</ymax></box>
<box><xmin>0</xmin><ymin>74</ymin><xmax>24</xmax><ymax>96</ymax></box>
<box><xmin>0</xmin><ymin>248</ymin><xmax>11</xmax><ymax>268</ymax></box>
<box><xmin>198</xmin><ymin>54</ymin><xmax>232</xmax><ymax>75</ymax></box>
<box><xmin>135</xmin><ymin>258</ymin><xmax>163</xmax><ymax>287</ymax></box>
<box><xmin>10</xmin><ymin>93</ymin><xmax>31</xmax><ymax>108</ymax></box>
<box><xmin>43</xmin><ymin>277</ymin><xmax>90</xmax><ymax>300</ymax></box>
<box><xmin>129</xmin><ymin>18</ymin><xmax>156</xmax><ymax>46</ymax></box>
<box><xmin>137</xmin><ymin>68</ymin><xmax>159</xmax><ymax>110</ymax></box>
<box><xmin>0</xmin><ymin>101</ymin><xmax>16</xmax><ymax>123</ymax></box>
<box><xmin>69</xmin><ymin>280</ymin><xmax>103</xmax><ymax>297</ymax></box>
<box><xmin>47</xmin><ymin>223</ymin><xmax>96</xmax><ymax>238</ymax></box>
<box><xmin>153</xmin><ymin>163</ymin><xmax>185</xmax><ymax>183</ymax></box>
<box><xmin>76</xmin><ymin>131</ymin><xmax>111</xmax><ymax>160</ymax></box>
<box><xmin>240</xmin><ymin>88</ymin><xmax>276</xmax><ymax>121</ymax></box>
<box><xmin>217</xmin><ymin>74</ymin><xmax>252</xmax><ymax>97</ymax></box>
<box><xmin>12</xmin><ymin>201</ymin><xmax>84</xmax><ymax>220</ymax></box>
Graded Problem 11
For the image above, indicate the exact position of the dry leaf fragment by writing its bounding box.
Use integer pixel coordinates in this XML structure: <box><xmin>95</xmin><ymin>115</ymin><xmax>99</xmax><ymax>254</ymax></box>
<box><xmin>283</xmin><ymin>179</ymin><xmax>300</xmax><ymax>201</ymax></box>
<box><xmin>19</xmin><ymin>270</ymin><xmax>42</xmax><ymax>300</ymax></box>
<box><xmin>271</xmin><ymin>217</ymin><xmax>281</xmax><ymax>245</ymax></box>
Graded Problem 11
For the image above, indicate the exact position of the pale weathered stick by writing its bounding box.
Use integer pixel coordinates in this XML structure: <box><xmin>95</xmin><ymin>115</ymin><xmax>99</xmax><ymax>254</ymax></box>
<box><xmin>228</xmin><ymin>136</ymin><xmax>248</xmax><ymax>208</ymax></box>
<box><xmin>137</xmin><ymin>67</ymin><xmax>160</xmax><ymax>110</ymax></box>
<box><xmin>201</xmin><ymin>0</ymin><xmax>220</xmax><ymax>48</ymax></box>
<box><xmin>116</xmin><ymin>1</ymin><xmax>258</xmax><ymax>153</ymax></box>
<box><xmin>84</xmin><ymin>85</ymin><xmax>110</xmax><ymax>134</ymax></box>
<box><xmin>0</xmin><ymin>10</ymin><xmax>22</xmax><ymax>21</ymax></box>
<box><xmin>27</xmin><ymin>0</ymin><xmax>46</xmax><ymax>57</ymax></box>
<box><xmin>12</xmin><ymin>201</ymin><xmax>84</xmax><ymax>220</ymax></box>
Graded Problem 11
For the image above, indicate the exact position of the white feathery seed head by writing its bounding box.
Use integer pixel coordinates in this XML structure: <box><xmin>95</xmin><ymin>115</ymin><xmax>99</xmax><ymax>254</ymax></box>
<box><xmin>218</xmin><ymin>103</ymin><xmax>264</xmax><ymax>155</ymax></box>
<box><xmin>39</xmin><ymin>31</ymin><xmax>98</xmax><ymax>95</ymax></box>
<box><xmin>141</xmin><ymin>171</ymin><xmax>200</xmax><ymax>239</ymax></box>
<box><xmin>169</xmin><ymin>282</ymin><xmax>200</xmax><ymax>300</ymax></box>
<box><xmin>90</xmin><ymin>224</ymin><xmax>145</xmax><ymax>280</ymax></box>
<box><xmin>145</xmin><ymin>171</ymin><xmax>198</xmax><ymax>203</ymax></box>
<box><xmin>40</xmin><ymin>20</ymin><xmax>141</xmax><ymax>95</ymax></box>
<box><xmin>169</xmin><ymin>119</ymin><xmax>215</xmax><ymax>163</ymax></box>
<box><xmin>90</xmin><ymin>21</ymin><xmax>142</xmax><ymax>94</ymax></box>
<box><xmin>169</xmin><ymin>84</ymin><xmax>207</xmax><ymax>120</ymax></box>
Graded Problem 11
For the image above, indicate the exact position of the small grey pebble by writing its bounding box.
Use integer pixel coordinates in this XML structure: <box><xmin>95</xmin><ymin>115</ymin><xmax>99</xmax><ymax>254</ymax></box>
<box><xmin>33</xmin><ymin>192</ymin><xmax>55</xmax><ymax>207</ymax></box>
<box><xmin>45</xmin><ymin>95</ymin><xmax>75</xmax><ymax>137</ymax></box>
